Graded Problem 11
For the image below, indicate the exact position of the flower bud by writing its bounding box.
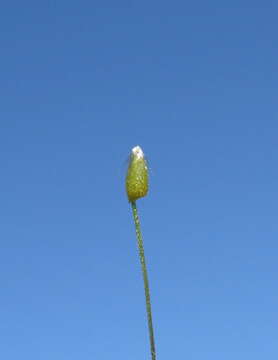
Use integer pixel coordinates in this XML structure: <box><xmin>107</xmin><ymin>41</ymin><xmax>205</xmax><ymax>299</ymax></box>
<box><xmin>126</xmin><ymin>146</ymin><xmax>149</xmax><ymax>202</ymax></box>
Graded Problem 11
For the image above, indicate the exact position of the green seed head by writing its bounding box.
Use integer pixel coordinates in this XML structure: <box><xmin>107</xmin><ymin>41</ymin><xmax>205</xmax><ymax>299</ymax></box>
<box><xmin>126</xmin><ymin>145</ymin><xmax>149</xmax><ymax>202</ymax></box>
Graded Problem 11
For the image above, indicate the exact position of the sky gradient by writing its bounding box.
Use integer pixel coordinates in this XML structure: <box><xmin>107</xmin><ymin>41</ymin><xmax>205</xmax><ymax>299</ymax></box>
<box><xmin>1</xmin><ymin>1</ymin><xmax>277</xmax><ymax>359</ymax></box>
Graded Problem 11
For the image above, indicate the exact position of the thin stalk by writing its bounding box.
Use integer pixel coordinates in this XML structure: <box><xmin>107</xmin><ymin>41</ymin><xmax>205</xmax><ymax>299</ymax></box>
<box><xmin>131</xmin><ymin>201</ymin><xmax>156</xmax><ymax>360</ymax></box>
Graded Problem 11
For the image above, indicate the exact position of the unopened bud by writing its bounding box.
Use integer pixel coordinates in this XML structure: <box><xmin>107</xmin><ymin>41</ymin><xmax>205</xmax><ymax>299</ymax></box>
<box><xmin>126</xmin><ymin>146</ymin><xmax>149</xmax><ymax>202</ymax></box>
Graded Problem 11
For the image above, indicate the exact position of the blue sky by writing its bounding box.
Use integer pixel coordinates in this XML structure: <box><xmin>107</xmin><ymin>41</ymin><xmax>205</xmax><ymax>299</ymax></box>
<box><xmin>1</xmin><ymin>1</ymin><xmax>277</xmax><ymax>359</ymax></box>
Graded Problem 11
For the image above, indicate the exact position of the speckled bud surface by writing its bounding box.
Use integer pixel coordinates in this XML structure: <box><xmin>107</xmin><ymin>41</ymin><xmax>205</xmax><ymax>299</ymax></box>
<box><xmin>126</xmin><ymin>146</ymin><xmax>149</xmax><ymax>202</ymax></box>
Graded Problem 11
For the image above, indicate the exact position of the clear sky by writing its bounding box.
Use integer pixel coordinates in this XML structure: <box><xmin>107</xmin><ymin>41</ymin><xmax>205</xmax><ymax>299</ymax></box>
<box><xmin>1</xmin><ymin>1</ymin><xmax>277</xmax><ymax>359</ymax></box>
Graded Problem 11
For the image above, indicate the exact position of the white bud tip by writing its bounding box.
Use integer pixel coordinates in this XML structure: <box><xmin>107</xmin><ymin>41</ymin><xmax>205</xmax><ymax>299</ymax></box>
<box><xmin>132</xmin><ymin>145</ymin><xmax>144</xmax><ymax>159</ymax></box>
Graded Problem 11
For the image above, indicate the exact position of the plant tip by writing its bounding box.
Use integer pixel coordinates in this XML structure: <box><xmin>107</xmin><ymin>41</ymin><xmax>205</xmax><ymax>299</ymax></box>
<box><xmin>125</xmin><ymin>145</ymin><xmax>149</xmax><ymax>202</ymax></box>
<box><xmin>132</xmin><ymin>145</ymin><xmax>144</xmax><ymax>159</ymax></box>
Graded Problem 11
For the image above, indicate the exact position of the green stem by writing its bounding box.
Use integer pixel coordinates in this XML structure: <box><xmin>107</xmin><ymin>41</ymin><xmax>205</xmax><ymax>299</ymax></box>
<box><xmin>131</xmin><ymin>201</ymin><xmax>156</xmax><ymax>360</ymax></box>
